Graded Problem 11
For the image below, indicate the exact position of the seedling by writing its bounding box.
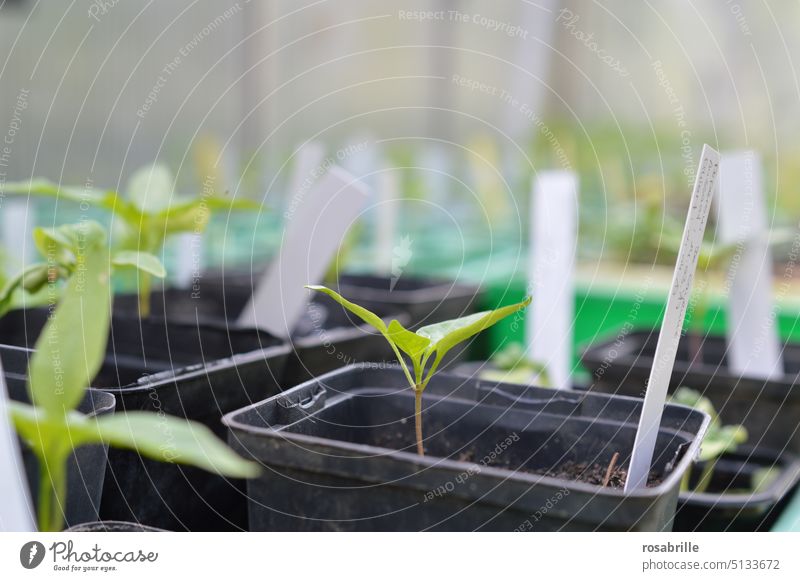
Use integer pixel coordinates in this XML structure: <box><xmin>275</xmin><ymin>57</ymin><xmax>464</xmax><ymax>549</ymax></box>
<box><xmin>5</xmin><ymin>226</ymin><xmax>258</xmax><ymax>531</ymax></box>
<box><xmin>670</xmin><ymin>387</ymin><xmax>747</xmax><ymax>493</ymax></box>
<box><xmin>480</xmin><ymin>343</ymin><xmax>551</xmax><ymax>387</ymax></box>
<box><xmin>2</xmin><ymin>163</ymin><xmax>258</xmax><ymax>316</ymax></box>
<box><xmin>0</xmin><ymin>220</ymin><xmax>165</xmax><ymax>318</ymax></box>
<box><xmin>306</xmin><ymin>285</ymin><xmax>530</xmax><ymax>456</ymax></box>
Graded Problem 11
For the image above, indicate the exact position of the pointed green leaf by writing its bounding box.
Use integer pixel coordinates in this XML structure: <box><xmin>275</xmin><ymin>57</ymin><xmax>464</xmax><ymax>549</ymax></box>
<box><xmin>33</xmin><ymin>222</ymin><xmax>108</xmax><ymax>268</ymax></box>
<box><xmin>112</xmin><ymin>251</ymin><xmax>166</xmax><ymax>278</ymax></box>
<box><xmin>418</xmin><ymin>297</ymin><xmax>531</xmax><ymax>360</ymax></box>
<box><xmin>305</xmin><ymin>285</ymin><xmax>388</xmax><ymax>334</ymax></box>
<box><xmin>0</xmin><ymin>178</ymin><xmax>107</xmax><ymax>205</ymax></box>
<box><xmin>388</xmin><ymin>319</ymin><xmax>430</xmax><ymax>359</ymax></box>
<box><xmin>92</xmin><ymin>412</ymin><xmax>260</xmax><ymax>478</ymax></box>
<box><xmin>127</xmin><ymin>164</ymin><xmax>175</xmax><ymax>213</ymax></box>
<box><xmin>28</xmin><ymin>244</ymin><xmax>111</xmax><ymax>414</ymax></box>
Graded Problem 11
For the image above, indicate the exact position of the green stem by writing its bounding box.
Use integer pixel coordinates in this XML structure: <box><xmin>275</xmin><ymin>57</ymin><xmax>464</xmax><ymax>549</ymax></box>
<box><xmin>36</xmin><ymin>448</ymin><xmax>68</xmax><ymax>532</ymax></box>
<box><xmin>414</xmin><ymin>387</ymin><xmax>424</xmax><ymax>457</ymax></box>
<box><xmin>138</xmin><ymin>270</ymin><xmax>152</xmax><ymax>318</ymax></box>
<box><xmin>695</xmin><ymin>460</ymin><xmax>716</xmax><ymax>493</ymax></box>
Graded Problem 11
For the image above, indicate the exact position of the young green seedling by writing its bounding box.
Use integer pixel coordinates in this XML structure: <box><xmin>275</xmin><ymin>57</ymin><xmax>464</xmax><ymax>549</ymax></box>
<box><xmin>670</xmin><ymin>387</ymin><xmax>747</xmax><ymax>493</ymax></box>
<box><xmin>480</xmin><ymin>343</ymin><xmax>551</xmax><ymax>387</ymax></box>
<box><xmin>2</xmin><ymin>163</ymin><xmax>258</xmax><ymax>316</ymax></box>
<box><xmin>0</xmin><ymin>221</ymin><xmax>165</xmax><ymax>318</ymax></box>
<box><xmin>5</xmin><ymin>227</ymin><xmax>258</xmax><ymax>531</ymax></box>
<box><xmin>306</xmin><ymin>285</ymin><xmax>531</xmax><ymax>456</ymax></box>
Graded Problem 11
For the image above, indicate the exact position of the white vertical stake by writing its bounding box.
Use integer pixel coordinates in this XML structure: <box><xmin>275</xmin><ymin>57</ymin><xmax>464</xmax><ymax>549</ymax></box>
<box><xmin>286</xmin><ymin>141</ymin><xmax>326</xmax><ymax>210</ymax></box>
<box><xmin>527</xmin><ymin>171</ymin><xmax>577</xmax><ymax>390</ymax></box>
<box><xmin>375</xmin><ymin>171</ymin><xmax>399</xmax><ymax>275</ymax></box>
<box><xmin>626</xmin><ymin>145</ymin><xmax>720</xmax><ymax>492</ymax></box>
<box><xmin>0</xmin><ymin>359</ymin><xmax>35</xmax><ymax>531</ymax></box>
<box><xmin>2</xmin><ymin>198</ymin><xmax>34</xmax><ymax>267</ymax></box>
<box><xmin>171</xmin><ymin>232</ymin><xmax>203</xmax><ymax>289</ymax></box>
<box><xmin>717</xmin><ymin>150</ymin><xmax>783</xmax><ymax>379</ymax></box>
<box><xmin>239</xmin><ymin>167</ymin><xmax>369</xmax><ymax>336</ymax></box>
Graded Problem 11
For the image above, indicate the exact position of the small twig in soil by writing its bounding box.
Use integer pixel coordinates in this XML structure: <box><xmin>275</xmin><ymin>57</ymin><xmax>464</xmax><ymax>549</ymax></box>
<box><xmin>602</xmin><ymin>452</ymin><xmax>620</xmax><ymax>487</ymax></box>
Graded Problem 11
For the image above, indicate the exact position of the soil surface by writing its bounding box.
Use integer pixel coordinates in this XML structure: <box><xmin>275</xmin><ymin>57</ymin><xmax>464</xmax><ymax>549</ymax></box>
<box><xmin>532</xmin><ymin>460</ymin><xmax>661</xmax><ymax>488</ymax></box>
<box><xmin>370</xmin><ymin>424</ymin><xmax>663</xmax><ymax>488</ymax></box>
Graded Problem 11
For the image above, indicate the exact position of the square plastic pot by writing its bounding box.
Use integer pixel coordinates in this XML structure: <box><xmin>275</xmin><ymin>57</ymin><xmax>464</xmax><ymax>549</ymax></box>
<box><xmin>223</xmin><ymin>366</ymin><xmax>709</xmax><ymax>531</ymax></box>
<box><xmin>2</xmin><ymin>345</ymin><xmax>116</xmax><ymax>528</ymax></box>
<box><xmin>118</xmin><ymin>280</ymin><xmax>410</xmax><ymax>388</ymax></box>
<box><xmin>1</xmin><ymin>307</ymin><xmax>291</xmax><ymax>531</ymax></box>
<box><xmin>581</xmin><ymin>330</ymin><xmax>800</xmax><ymax>453</ymax></box>
<box><xmin>674</xmin><ymin>446</ymin><xmax>800</xmax><ymax>532</ymax></box>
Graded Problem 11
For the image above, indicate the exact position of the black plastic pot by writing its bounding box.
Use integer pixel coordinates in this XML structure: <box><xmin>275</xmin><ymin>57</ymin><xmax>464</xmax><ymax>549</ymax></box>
<box><xmin>581</xmin><ymin>330</ymin><xmax>800</xmax><ymax>453</ymax></box>
<box><xmin>97</xmin><ymin>333</ymin><xmax>291</xmax><ymax>532</ymax></box>
<box><xmin>1</xmin><ymin>307</ymin><xmax>291</xmax><ymax>531</ymax></box>
<box><xmin>66</xmin><ymin>521</ymin><xmax>164</xmax><ymax>532</ymax></box>
<box><xmin>223</xmin><ymin>365</ymin><xmax>709</xmax><ymax>531</ymax></box>
<box><xmin>675</xmin><ymin>446</ymin><xmax>800</xmax><ymax>532</ymax></box>
<box><xmin>2</xmin><ymin>345</ymin><xmax>117</xmax><ymax>529</ymax></box>
<box><xmin>116</xmin><ymin>283</ymin><xmax>408</xmax><ymax>388</ymax></box>
<box><xmin>162</xmin><ymin>270</ymin><xmax>482</xmax><ymax>328</ymax></box>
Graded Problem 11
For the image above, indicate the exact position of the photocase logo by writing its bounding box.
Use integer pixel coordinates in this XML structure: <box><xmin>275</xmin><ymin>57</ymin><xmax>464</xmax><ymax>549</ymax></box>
<box><xmin>20</xmin><ymin>541</ymin><xmax>45</xmax><ymax>569</ymax></box>
<box><xmin>390</xmin><ymin>235</ymin><xmax>413</xmax><ymax>291</ymax></box>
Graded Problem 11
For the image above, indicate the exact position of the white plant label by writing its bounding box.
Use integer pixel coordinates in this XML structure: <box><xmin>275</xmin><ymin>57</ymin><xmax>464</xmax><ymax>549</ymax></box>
<box><xmin>239</xmin><ymin>166</ymin><xmax>369</xmax><ymax>336</ymax></box>
<box><xmin>625</xmin><ymin>144</ymin><xmax>720</xmax><ymax>492</ymax></box>
<box><xmin>0</xmin><ymin>359</ymin><xmax>34</xmax><ymax>531</ymax></box>
<box><xmin>375</xmin><ymin>171</ymin><xmax>399</xmax><ymax>274</ymax></box>
<box><xmin>2</xmin><ymin>198</ymin><xmax>34</xmax><ymax>267</ymax></box>
<box><xmin>171</xmin><ymin>232</ymin><xmax>202</xmax><ymax>289</ymax></box>
<box><xmin>285</xmin><ymin>141</ymin><xmax>326</xmax><ymax>211</ymax></box>
<box><xmin>717</xmin><ymin>151</ymin><xmax>782</xmax><ymax>379</ymax></box>
<box><xmin>527</xmin><ymin>171</ymin><xmax>577</xmax><ymax>390</ymax></box>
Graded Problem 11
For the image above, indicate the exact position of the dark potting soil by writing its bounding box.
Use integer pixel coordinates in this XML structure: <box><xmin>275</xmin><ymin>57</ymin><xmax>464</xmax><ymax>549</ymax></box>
<box><xmin>368</xmin><ymin>419</ymin><xmax>662</xmax><ymax>489</ymax></box>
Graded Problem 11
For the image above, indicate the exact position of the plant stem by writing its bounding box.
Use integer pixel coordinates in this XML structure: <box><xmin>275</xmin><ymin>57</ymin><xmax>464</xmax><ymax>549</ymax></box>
<box><xmin>602</xmin><ymin>452</ymin><xmax>620</xmax><ymax>487</ymax></box>
<box><xmin>695</xmin><ymin>460</ymin><xmax>716</xmax><ymax>493</ymax></box>
<box><xmin>414</xmin><ymin>387</ymin><xmax>424</xmax><ymax>457</ymax></box>
<box><xmin>138</xmin><ymin>271</ymin><xmax>151</xmax><ymax>318</ymax></box>
<box><xmin>36</xmin><ymin>448</ymin><xmax>68</xmax><ymax>532</ymax></box>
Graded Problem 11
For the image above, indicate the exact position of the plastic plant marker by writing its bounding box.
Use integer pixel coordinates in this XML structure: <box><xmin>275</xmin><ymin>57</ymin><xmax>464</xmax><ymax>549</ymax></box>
<box><xmin>286</xmin><ymin>141</ymin><xmax>326</xmax><ymax>211</ymax></box>
<box><xmin>1</xmin><ymin>198</ymin><xmax>33</xmax><ymax>267</ymax></box>
<box><xmin>0</xmin><ymin>359</ymin><xmax>35</xmax><ymax>531</ymax></box>
<box><xmin>239</xmin><ymin>166</ymin><xmax>370</xmax><ymax>336</ymax></box>
<box><xmin>625</xmin><ymin>144</ymin><xmax>721</xmax><ymax>492</ymax></box>
<box><xmin>375</xmin><ymin>171</ymin><xmax>399</xmax><ymax>276</ymax></box>
<box><xmin>170</xmin><ymin>232</ymin><xmax>202</xmax><ymax>289</ymax></box>
<box><xmin>717</xmin><ymin>150</ymin><xmax>782</xmax><ymax>379</ymax></box>
<box><xmin>527</xmin><ymin>171</ymin><xmax>577</xmax><ymax>389</ymax></box>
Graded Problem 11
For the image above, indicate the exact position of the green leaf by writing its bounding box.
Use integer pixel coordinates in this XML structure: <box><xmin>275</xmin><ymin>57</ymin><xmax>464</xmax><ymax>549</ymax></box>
<box><xmin>0</xmin><ymin>178</ymin><xmax>107</xmax><ymax>205</ymax></box>
<box><xmin>418</xmin><ymin>297</ymin><xmax>531</xmax><ymax>361</ymax></box>
<box><xmin>388</xmin><ymin>319</ymin><xmax>430</xmax><ymax>359</ymax></box>
<box><xmin>112</xmin><ymin>251</ymin><xmax>166</xmax><ymax>278</ymax></box>
<box><xmin>670</xmin><ymin>387</ymin><xmax>718</xmax><ymax>425</ymax></box>
<box><xmin>305</xmin><ymin>285</ymin><xmax>388</xmax><ymax>334</ymax></box>
<box><xmin>28</xmin><ymin>244</ymin><xmax>111</xmax><ymax>414</ymax></box>
<box><xmin>698</xmin><ymin>424</ymin><xmax>748</xmax><ymax>462</ymax></box>
<box><xmin>33</xmin><ymin>222</ymin><xmax>108</xmax><ymax>268</ymax></box>
<box><xmin>127</xmin><ymin>163</ymin><xmax>175</xmax><ymax>213</ymax></box>
<box><xmin>92</xmin><ymin>412</ymin><xmax>260</xmax><ymax>478</ymax></box>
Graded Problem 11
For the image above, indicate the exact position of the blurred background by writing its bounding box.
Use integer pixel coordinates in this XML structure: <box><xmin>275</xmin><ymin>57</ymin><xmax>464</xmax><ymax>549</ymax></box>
<box><xmin>1</xmin><ymin>0</ymin><xmax>798</xmax><ymax>279</ymax></box>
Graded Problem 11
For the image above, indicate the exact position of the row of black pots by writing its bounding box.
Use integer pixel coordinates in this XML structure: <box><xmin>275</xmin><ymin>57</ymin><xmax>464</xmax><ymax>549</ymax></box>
<box><xmin>581</xmin><ymin>329</ymin><xmax>800</xmax><ymax>531</ymax></box>
<box><xmin>1</xmin><ymin>273</ymin><xmax>482</xmax><ymax>531</ymax></box>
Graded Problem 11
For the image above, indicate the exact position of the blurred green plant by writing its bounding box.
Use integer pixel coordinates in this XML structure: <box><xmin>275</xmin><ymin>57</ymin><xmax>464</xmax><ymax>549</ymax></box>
<box><xmin>0</xmin><ymin>221</ymin><xmax>164</xmax><ymax>318</ymax></box>
<box><xmin>2</xmin><ymin>163</ymin><xmax>258</xmax><ymax>316</ymax></box>
<box><xmin>478</xmin><ymin>343</ymin><xmax>551</xmax><ymax>387</ymax></box>
<box><xmin>670</xmin><ymin>387</ymin><xmax>747</xmax><ymax>493</ymax></box>
<box><xmin>6</xmin><ymin>227</ymin><xmax>258</xmax><ymax>531</ymax></box>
